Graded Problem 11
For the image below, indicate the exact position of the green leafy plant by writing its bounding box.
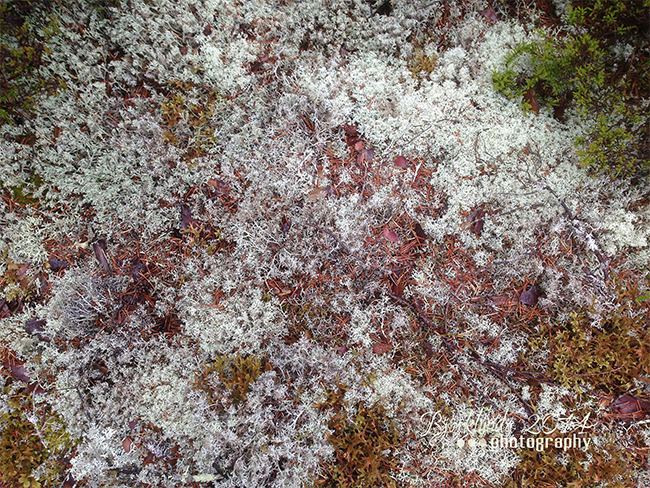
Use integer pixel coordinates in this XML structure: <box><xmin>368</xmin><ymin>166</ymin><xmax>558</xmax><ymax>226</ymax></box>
<box><xmin>0</xmin><ymin>386</ymin><xmax>76</xmax><ymax>488</ymax></box>
<box><xmin>492</xmin><ymin>0</ymin><xmax>650</xmax><ymax>179</ymax></box>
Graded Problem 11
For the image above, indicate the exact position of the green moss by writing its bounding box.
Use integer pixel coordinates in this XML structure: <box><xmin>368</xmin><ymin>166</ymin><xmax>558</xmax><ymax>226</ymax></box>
<box><xmin>0</xmin><ymin>386</ymin><xmax>76</xmax><ymax>488</ymax></box>
<box><xmin>530</xmin><ymin>281</ymin><xmax>650</xmax><ymax>394</ymax></box>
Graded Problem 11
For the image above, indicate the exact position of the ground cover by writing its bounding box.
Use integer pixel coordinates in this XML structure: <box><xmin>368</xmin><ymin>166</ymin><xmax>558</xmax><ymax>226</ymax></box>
<box><xmin>1</xmin><ymin>0</ymin><xmax>649</xmax><ymax>487</ymax></box>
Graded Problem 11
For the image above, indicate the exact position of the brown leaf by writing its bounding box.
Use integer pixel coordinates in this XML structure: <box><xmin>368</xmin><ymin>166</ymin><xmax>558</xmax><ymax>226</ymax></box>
<box><xmin>481</xmin><ymin>8</ymin><xmax>499</xmax><ymax>22</ymax></box>
<box><xmin>180</xmin><ymin>46</ymin><xmax>188</xmax><ymax>55</ymax></box>
<box><xmin>93</xmin><ymin>239</ymin><xmax>112</xmax><ymax>275</ymax></box>
<box><xmin>307</xmin><ymin>186</ymin><xmax>328</xmax><ymax>200</ymax></box>
<box><xmin>520</xmin><ymin>284</ymin><xmax>539</xmax><ymax>307</ymax></box>
<box><xmin>393</xmin><ymin>155</ymin><xmax>408</xmax><ymax>167</ymax></box>
<box><xmin>48</xmin><ymin>257</ymin><xmax>68</xmax><ymax>272</ymax></box>
<box><xmin>123</xmin><ymin>436</ymin><xmax>133</xmax><ymax>453</ymax></box>
<box><xmin>358</xmin><ymin>148</ymin><xmax>374</xmax><ymax>164</ymax></box>
<box><xmin>383</xmin><ymin>226</ymin><xmax>399</xmax><ymax>242</ymax></box>
<box><xmin>180</xmin><ymin>205</ymin><xmax>197</xmax><ymax>231</ymax></box>
<box><xmin>611</xmin><ymin>394</ymin><xmax>650</xmax><ymax>420</ymax></box>
<box><xmin>204</xmin><ymin>24</ymin><xmax>212</xmax><ymax>36</ymax></box>
<box><xmin>267</xmin><ymin>242</ymin><xmax>281</xmax><ymax>251</ymax></box>
<box><xmin>344</xmin><ymin>124</ymin><xmax>358</xmax><ymax>137</ymax></box>
<box><xmin>280</xmin><ymin>216</ymin><xmax>291</xmax><ymax>233</ymax></box>
<box><xmin>413</xmin><ymin>222</ymin><xmax>426</xmax><ymax>243</ymax></box>
<box><xmin>4</xmin><ymin>361</ymin><xmax>30</xmax><ymax>382</ymax></box>
<box><xmin>465</xmin><ymin>208</ymin><xmax>485</xmax><ymax>236</ymax></box>
<box><xmin>354</xmin><ymin>140</ymin><xmax>365</xmax><ymax>152</ymax></box>
<box><xmin>373</xmin><ymin>342</ymin><xmax>392</xmax><ymax>355</ymax></box>
<box><xmin>524</xmin><ymin>87</ymin><xmax>539</xmax><ymax>115</ymax></box>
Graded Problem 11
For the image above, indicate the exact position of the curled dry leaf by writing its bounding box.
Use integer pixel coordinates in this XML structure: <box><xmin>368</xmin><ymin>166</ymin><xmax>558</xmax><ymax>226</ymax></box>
<box><xmin>611</xmin><ymin>394</ymin><xmax>650</xmax><ymax>421</ymax></box>
<box><xmin>373</xmin><ymin>342</ymin><xmax>392</xmax><ymax>355</ymax></box>
<box><xmin>393</xmin><ymin>155</ymin><xmax>408</xmax><ymax>168</ymax></box>
<box><xmin>93</xmin><ymin>239</ymin><xmax>112</xmax><ymax>275</ymax></box>
<box><xmin>520</xmin><ymin>284</ymin><xmax>539</xmax><ymax>307</ymax></box>
<box><xmin>383</xmin><ymin>226</ymin><xmax>399</xmax><ymax>242</ymax></box>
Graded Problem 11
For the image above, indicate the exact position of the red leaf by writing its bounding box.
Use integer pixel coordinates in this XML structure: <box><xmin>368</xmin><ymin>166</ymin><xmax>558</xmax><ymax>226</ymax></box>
<box><xmin>354</xmin><ymin>140</ymin><xmax>365</xmax><ymax>152</ymax></box>
<box><xmin>393</xmin><ymin>155</ymin><xmax>408</xmax><ymax>167</ymax></box>
<box><xmin>383</xmin><ymin>226</ymin><xmax>399</xmax><ymax>242</ymax></box>
<box><xmin>373</xmin><ymin>342</ymin><xmax>392</xmax><ymax>355</ymax></box>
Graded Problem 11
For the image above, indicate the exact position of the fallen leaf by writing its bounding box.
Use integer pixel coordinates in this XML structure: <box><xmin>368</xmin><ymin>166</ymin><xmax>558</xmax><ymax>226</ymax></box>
<box><xmin>267</xmin><ymin>242</ymin><xmax>281</xmax><ymax>251</ymax></box>
<box><xmin>48</xmin><ymin>257</ymin><xmax>68</xmax><ymax>272</ymax></box>
<box><xmin>520</xmin><ymin>284</ymin><xmax>539</xmax><ymax>307</ymax></box>
<box><xmin>394</xmin><ymin>155</ymin><xmax>408</xmax><ymax>167</ymax></box>
<box><xmin>383</xmin><ymin>226</ymin><xmax>399</xmax><ymax>242</ymax></box>
<box><xmin>373</xmin><ymin>342</ymin><xmax>392</xmax><ymax>354</ymax></box>
<box><xmin>123</xmin><ymin>436</ymin><xmax>133</xmax><ymax>453</ymax></box>
<box><xmin>413</xmin><ymin>222</ymin><xmax>426</xmax><ymax>243</ymax></box>
<box><xmin>354</xmin><ymin>140</ymin><xmax>365</xmax><ymax>152</ymax></box>
<box><xmin>358</xmin><ymin>148</ymin><xmax>374</xmax><ymax>164</ymax></box>
<box><xmin>307</xmin><ymin>186</ymin><xmax>328</xmax><ymax>200</ymax></box>
<box><xmin>481</xmin><ymin>8</ymin><xmax>499</xmax><ymax>22</ymax></box>
<box><xmin>464</xmin><ymin>208</ymin><xmax>485</xmax><ymax>236</ymax></box>
<box><xmin>93</xmin><ymin>239</ymin><xmax>112</xmax><ymax>275</ymax></box>
<box><xmin>611</xmin><ymin>394</ymin><xmax>650</xmax><ymax>420</ymax></box>
<box><xmin>204</xmin><ymin>25</ymin><xmax>212</xmax><ymax>36</ymax></box>
<box><xmin>180</xmin><ymin>46</ymin><xmax>188</xmax><ymax>55</ymax></box>
<box><xmin>524</xmin><ymin>87</ymin><xmax>539</xmax><ymax>115</ymax></box>
<box><xmin>180</xmin><ymin>205</ymin><xmax>197</xmax><ymax>231</ymax></box>
<box><xmin>280</xmin><ymin>216</ymin><xmax>291</xmax><ymax>233</ymax></box>
<box><xmin>344</xmin><ymin>124</ymin><xmax>358</xmax><ymax>137</ymax></box>
<box><xmin>3</xmin><ymin>361</ymin><xmax>30</xmax><ymax>382</ymax></box>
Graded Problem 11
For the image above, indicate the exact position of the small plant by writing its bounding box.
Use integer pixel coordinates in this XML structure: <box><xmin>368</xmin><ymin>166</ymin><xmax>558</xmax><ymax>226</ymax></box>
<box><xmin>0</xmin><ymin>385</ymin><xmax>76</xmax><ymax>488</ymax></box>
<box><xmin>504</xmin><ymin>430</ymin><xmax>641</xmax><ymax>488</ymax></box>
<box><xmin>194</xmin><ymin>354</ymin><xmax>270</xmax><ymax>406</ymax></box>
<box><xmin>530</xmin><ymin>280</ymin><xmax>650</xmax><ymax>394</ymax></box>
<box><xmin>492</xmin><ymin>0</ymin><xmax>650</xmax><ymax>179</ymax></box>
<box><xmin>315</xmin><ymin>384</ymin><xmax>400</xmax><ymax>488</ymax></box>
<box><xmin>408</xmin><ymin>49</ymin><xmax>437</xmax><ymax>87</ymax></box>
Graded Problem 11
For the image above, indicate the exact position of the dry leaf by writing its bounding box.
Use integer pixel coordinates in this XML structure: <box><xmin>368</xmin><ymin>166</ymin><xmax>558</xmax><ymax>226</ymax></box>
<box><xmin>180</xmin><ymin>46</ymin><xmax>188</xmax><ymax>55</ymax></box>
<box><xmin>524</xmin><ymin>87</ymin><xmax>539</xmax><ymax>115</ymax></box>
<box><xmin>354</xmin><ymin>140</ymin><xmax>365</xmax><ymax>152</ymax></box>
<box><xmin>464</xmin><ymin>208</ymin><xmax>485</xmax><ymax>236</ymax></box>
<box><xmin>280</xmin><ymin>216</ymin><xmax>291</xmax><ymax>233</ymax></box>
<box><xmin>520</xmin><ymin>284</ymin><xmax>539</xmax><ymax>307</ymax></box>
<box><xmin>123</xmin><ymin>436</ymin><xmax>133</xmax><ymax>453</ymax></box>
<box><xmin>481</xmin><ymin>8</ymin><xmax>499</xmax><ymax>22</ymax></box>
<box><xmin>307</xmin><ymin>186</ymin><xmax>327</xmax><ymax>200</ymax></box>
<box><xmin>373</xmin><ymin>342</ymin><xmax>392</xmax><ymax>354</ymax></box>
<box><xmin>383</xmin><ymin>226</ymin><xmax>399</xmax><ymax>242</ymax></box>
<box><xmin>93</xmin><ymin>239</ymin><xmax>112</xmax><ymax>275</ymax></box>
<box><xmin>394</xmin><ymin>155</ymin><xmax>408</xmax><ymax>167</ymax></box>
<box><xmin>611</xmin><ymin>394</ymin><xmax>650</xmax><ymax>420</ymax></box>
<box><xmin>48</xmin><ymin>257</ymin><xmax>68</xmax><ymax>272</ymax></box>
<box><xmin>413</xmin><ymin>222</ymin><xmax>426</xmax><ymax>243</ymax></box>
